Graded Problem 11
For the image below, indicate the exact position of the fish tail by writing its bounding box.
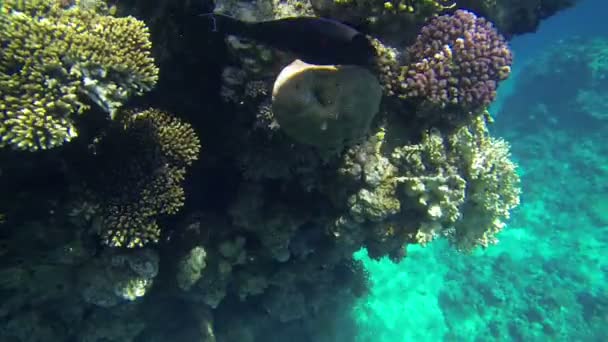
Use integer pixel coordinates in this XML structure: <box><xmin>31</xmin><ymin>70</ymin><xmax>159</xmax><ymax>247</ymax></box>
<box><xmin>199</xmin><ymin>13</ymin><xmax>250</xmax><ymax>36</ymax></box>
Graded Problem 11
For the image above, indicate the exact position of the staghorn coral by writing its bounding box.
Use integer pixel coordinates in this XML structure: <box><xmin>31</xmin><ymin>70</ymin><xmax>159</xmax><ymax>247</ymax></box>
<box><xmin>93</xmin><ymin>108</ymin><xmax>201</xmax><ymax>248</ymax></box>
<box><xmin>0</xmin><ymin>0</ymin><xmax>158</xmax><ymax>151</ymax></box>
<box><xmin>380</xmin><ymin>10</ymin><xmax>511</xmax><ymax>117</ymax></box>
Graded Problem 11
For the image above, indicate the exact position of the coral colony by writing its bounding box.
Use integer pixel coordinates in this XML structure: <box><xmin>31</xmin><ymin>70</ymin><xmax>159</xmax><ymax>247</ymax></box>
<box><xmin>0</xmin><ymin>0</ymin><xmax>576</xmax><ymax>340</ymax></box>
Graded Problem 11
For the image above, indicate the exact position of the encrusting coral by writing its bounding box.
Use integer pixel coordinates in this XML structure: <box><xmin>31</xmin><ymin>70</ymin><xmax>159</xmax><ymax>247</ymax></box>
<box><xmin>0</xmin><ymin>0</ymin><xmax>158</xmax><ymax>151</ymax></box>
<box><xmin>92</xmin><ymin>108</ymin><xmax>201</xmax><ymax>248</ymax></box>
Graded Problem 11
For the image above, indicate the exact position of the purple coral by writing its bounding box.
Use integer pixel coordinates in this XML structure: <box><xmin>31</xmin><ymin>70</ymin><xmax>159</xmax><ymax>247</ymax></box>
<box><xmin>400</xmin><ymin>10</ymin><xmax>512</xmax><ymax>110</ymax></box>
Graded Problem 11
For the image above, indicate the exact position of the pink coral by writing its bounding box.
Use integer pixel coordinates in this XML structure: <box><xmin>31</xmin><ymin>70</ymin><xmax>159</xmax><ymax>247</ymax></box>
<box><xmin>399</xmin><ymin>10</ymin><xmax>512</xmax><ymax>110</ymax></box>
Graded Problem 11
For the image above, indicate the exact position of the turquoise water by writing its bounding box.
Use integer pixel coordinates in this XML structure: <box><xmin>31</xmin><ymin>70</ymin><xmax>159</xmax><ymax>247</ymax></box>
<box><xmin>353</xmin><ymin>1</ymin><xmax>608</xmax><ymax>340</ymax></box>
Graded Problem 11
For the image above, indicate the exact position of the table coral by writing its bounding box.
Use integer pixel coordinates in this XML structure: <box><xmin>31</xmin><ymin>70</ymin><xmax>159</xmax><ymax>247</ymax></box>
<box><xmin>0</xmin><ymin>0</ymin><xmax>158</xmax><ymax>151</ymax></box>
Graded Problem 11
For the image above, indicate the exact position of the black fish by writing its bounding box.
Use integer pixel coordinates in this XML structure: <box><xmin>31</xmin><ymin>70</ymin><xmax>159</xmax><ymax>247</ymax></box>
<box><xmin>203</xmin><ymin>13</ymin><xmax>376</xmax><ymax>66</ymax></box>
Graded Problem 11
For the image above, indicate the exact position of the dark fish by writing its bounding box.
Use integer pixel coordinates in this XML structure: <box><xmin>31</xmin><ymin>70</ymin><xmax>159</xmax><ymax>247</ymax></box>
<box><xmin>203</xmin><ymin>13</ymin><xmax>376</xmax><ymax>66</ymax></box>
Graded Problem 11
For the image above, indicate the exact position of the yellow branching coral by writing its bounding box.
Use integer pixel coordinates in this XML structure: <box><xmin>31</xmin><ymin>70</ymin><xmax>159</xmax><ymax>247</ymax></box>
<box><xmin>101</xmin><ymin>202</ymin><xmax>162</xmax><ymax>249</ymax></box>
<box><xmin>449</xmin><ymin>114</ymin><xmax>521</xmax><ymax>251</ymax></box>
<box><xmin>0</xmin><ymin>0</ymin><xmax>158</xmax><ymax>151</ymax></box>
<box><xmin>123</xmin><ymin>109</ymin><xmax>201</xmax><ymax>167</ymax></box>
<box><xmin>96</xmin><ymin>109</ymin><xmax>201</xmax><ymax>248</ymax></box>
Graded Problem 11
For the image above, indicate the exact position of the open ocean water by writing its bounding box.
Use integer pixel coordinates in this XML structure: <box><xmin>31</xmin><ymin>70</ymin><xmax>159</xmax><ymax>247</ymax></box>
<box><xmin>353</xmin><ymin>0</ymin><xmax>608</xmax><ymax>340</ymax></box>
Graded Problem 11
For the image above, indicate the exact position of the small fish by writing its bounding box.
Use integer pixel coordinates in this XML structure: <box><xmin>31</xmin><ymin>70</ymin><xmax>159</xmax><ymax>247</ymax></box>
<box><xmin>202</xmin><ymin>13</ymin><xmax>376</xmax><ymax>66</ymax></box>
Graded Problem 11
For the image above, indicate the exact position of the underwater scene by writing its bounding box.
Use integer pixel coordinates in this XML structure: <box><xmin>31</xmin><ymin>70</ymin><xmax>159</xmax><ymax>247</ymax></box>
<box><xmin>0</xmin><ymin>0</ymin><xmax>605</xmax><ymax>341</ymax></box>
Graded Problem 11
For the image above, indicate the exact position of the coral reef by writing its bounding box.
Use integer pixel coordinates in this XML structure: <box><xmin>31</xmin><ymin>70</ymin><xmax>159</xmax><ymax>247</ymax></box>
<box><xmin>311</xmin><ymin>0</ymin><xmax>456</xmax><ymax>46</ymax></box>
<box><xmin>0</xmin><ymin>0</ymin><xmax>582</xmax><ymax>340</ymax></box>
<box><xmin>312</xmin><ymin>0</ymin><xmax>452</xmax><ymax>20</ymax></box>
<box><xmin>329</xmin><ymin>113</ymin><xmax>520</xmax><ymax>257</ymax></box>
<box><xmin>79</xmin><ymin>248</ymin><xmax>160</xmax><ymax>307</ymax></box>
<box><xmin>91</xmin><ymin>108</ymin><xmax>201</xmax><ymax>248</ymax></box>
<box><xmin>391</xmin><ymin>114</ymin><xmax>520</xmax><ymax>250</ymax></box>
<box><xmin>378</xmin><ymin>9</ymin><xmax>512</xmax><ymax>123</ymax></box>
<box><xmin>176</xmin><ymin>246</ymin><xmax>208</xmax><ymax>291</ymax></box>
<box><xmin>354</xmin><ymin>42</ymin><xmax>608</xmax><ymax>339</ymax></box>
<box><xmin>0</xmin><ymin>0</ymin><xmax>158</xmax><ymax>151</ymax></box>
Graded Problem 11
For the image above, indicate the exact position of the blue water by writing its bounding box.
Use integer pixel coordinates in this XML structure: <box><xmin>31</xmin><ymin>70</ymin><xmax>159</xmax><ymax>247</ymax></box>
<box><xmin>354</xmin><ymin>0</ymin><xmax>608</xmax><ymax>340</ymax></box>
<box><xmin>492</xmin><ymin>0</ymin><xmax>608</xmax><ymax>115</ymax></box>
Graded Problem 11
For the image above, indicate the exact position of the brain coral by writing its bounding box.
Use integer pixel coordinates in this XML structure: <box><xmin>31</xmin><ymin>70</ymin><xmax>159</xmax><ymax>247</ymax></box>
<box><xmin>0</xmin><ymin>0</ymin><xmax>158</xmax><ymax>151</ymax></box>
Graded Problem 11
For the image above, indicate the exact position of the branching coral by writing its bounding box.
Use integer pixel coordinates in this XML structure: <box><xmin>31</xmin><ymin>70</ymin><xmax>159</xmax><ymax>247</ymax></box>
<box><xmin>93</xmin><ymin>108</ymin><xmax>201</xmax><ymax>248</ymax></box>
<box><xmin>0</xmin><ymin>0</ymin><xmax>158</xmax><ymax>151</ymax></box>
<box><xmin>332</xmin><ymin>111</ymin><xmax>520</xmax><ymax>255</ymax></box>
<box><xmin>380</xmin><ymin>10</ymin><xmax>511</xmax><ymax>115</ymax></box>
<box><xmin>392</xmin><ymin>113</ymin><xmax>520</xmax><ymax>251</ymax></box>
